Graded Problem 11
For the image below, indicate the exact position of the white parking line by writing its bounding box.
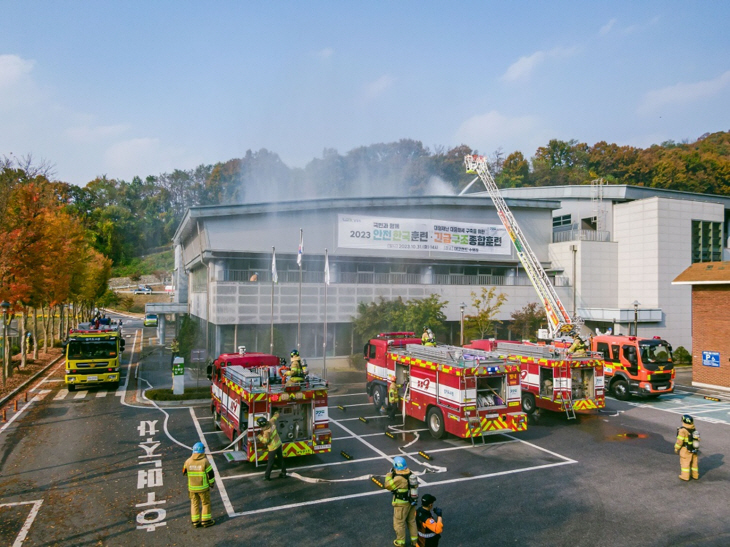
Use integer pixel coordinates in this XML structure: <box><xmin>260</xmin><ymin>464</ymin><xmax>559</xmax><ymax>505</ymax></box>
<box><xmin>335</xmin><ymin>414</ymin><xmax>389</xmax><ymax>422</ymax></box>
<box><xmin>74</xmin><ymin>390</ymin><xmax>88</xmax><ymax>399</ymax></box>
<box><xmin>332</xmin><ymin>428</ymin><xmax>429</xmax><ymax>441</ymax></box>
<box><xmin>0</xmin><ymin>499</ymin><xmax>44</xmax><ymax>547</ymax></box>
<box><xmin>96</xmin><ymin>391</ymin><xmax>109</xmax><ymax>398</ymax></box>
<box><xmin>53</xmin><ymin>389</ymin><xmax>69</xmax><ymax>401</ymax></box>
<box><xmin>328</xmin><ymin>403</ymin><xmax>372</xmax><ymax>409</ymax></box>
<box><xmin>329</xmin><ymin>392</ymin><xmax>368</xmax><ymax>398</ymax></box>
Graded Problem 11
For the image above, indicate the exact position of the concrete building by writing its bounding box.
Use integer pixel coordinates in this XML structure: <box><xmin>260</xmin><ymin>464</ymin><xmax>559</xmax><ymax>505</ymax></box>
<box><xmin>171</xmin><ymin>196</ymin><xmax>568</xmax><ymax>359</ymax></box>
<box><xmin>169</xmin><ymin>185</ymin><xmax>730</xmax><ymax>360</ymax></box>
<box><xmin>495</xmin><ymin>185</ymin><xmax>730</xmax><ymax>349</ymax></box>
<box><xmin>673</xmin><ymin>261</ymin><xmax>730</xmax><ymax>391</ymax></box>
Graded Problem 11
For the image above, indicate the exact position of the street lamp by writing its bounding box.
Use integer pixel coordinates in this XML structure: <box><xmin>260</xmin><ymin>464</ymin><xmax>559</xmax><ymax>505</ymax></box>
<box><xmin>460</xmin><ymin>302</ymin><xmax>466</xmax><ymax>346</ymax></box>
<box><xmin>1</xmin><ymin>301</ymin><xmax>10</xmax><ymax>382</ymax></box>
<box><xmin>632</xmin><ymin>300</ymin><xmax>640</xmax><ymax>336</ymax></box>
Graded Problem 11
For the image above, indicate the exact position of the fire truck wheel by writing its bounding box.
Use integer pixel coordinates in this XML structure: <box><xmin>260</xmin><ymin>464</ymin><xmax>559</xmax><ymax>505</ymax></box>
<box><xmin>426</xmin><ymin>407</ymin><xmax>446</xmax><ymax>439</ymax></box>
<box><xmin>521</xmin><ymin>393</ymin><xmax>536</xmax><ymax>414</ymax></box>
<box><xmin>612</xmin><ymin>379</ymin><xmax>630</xmax><ymax>401</ymax></box>
<box><xmin>372</xmin><ymin>385</ymin><xmax>386</xmax><ymax>410</ymax></box>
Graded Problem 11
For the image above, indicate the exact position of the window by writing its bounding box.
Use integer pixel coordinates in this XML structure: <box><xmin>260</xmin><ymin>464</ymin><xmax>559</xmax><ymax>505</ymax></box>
<box><xmin>553</xmin><ymin>214</ymin><xmax>572</xmax><ymax>228</ymax></box>
<box><xmin>692</xmin><ymin>220</ymin><xmax>723</xmax><ymax>263</ymax></box>
<box><xmin>596</xmin><ymin>342</ymin><xmax>610</xmax><ymax>360</ymax></box>
<box><xmin>611</xmin><ymin>345</ymin><xmax>620</xmax><ymax>362</ymax></box>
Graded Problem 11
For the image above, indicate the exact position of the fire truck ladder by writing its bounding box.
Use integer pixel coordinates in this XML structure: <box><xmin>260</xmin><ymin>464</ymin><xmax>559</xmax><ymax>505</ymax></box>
<box><xmin>465</xmin><ymin>155</ymin><xmax>579</xmax><ymax>340</ymax></box>
<box><xmin>557</xmin><ymin>361</ymin><xmax>576</xmax><ymax>420</ymax></box>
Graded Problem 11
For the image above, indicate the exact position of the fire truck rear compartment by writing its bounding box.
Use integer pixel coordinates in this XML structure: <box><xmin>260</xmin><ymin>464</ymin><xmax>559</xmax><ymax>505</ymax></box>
<box><xmin>571</xmin><ymin>368</ymin><xmax>595</xmax><ymax>400</ymax></box>
<box><xmin>476</xmin><ymin>377</ymin><xmax>506</xmax><ymax>408</ymax></box>
<box><xmin>274</xmin><ymin>404</ymin><xmax>311</xmax><ymax>442</ymax></box>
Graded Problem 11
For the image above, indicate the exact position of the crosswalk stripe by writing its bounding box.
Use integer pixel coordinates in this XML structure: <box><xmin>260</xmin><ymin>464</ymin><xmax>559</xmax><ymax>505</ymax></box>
<box><xmin>96</xmin><ymin>391</ymin><xmax>109</xmax><ymax>398</ymax></box>
<box><xmin>74</xmin><ymin>390</ymin><xmax>88</xmax><ymax>399</ymax></box>
<box><xmin>54</xmin><ymin>389</ymin><xmax>69</xmax><ymax>400</ymax></box>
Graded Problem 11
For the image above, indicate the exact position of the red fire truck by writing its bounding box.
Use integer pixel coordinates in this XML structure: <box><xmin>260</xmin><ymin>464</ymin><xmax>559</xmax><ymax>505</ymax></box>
<box><xmin>590</xmin><ymin>334</ymin><xmax>675</xmax><ymax>400</ymax></box>
<box><xmin>210</xmin><ymin>351</ymin><xmax>331</xmax><ymax>464</ymax></box>
<box><xmin>365</xmin><ymin>333</ymin><xmax>527</xmax><ymax>440</ymax></box>
<box><xmin>466</xmin><ymin>340</ymin><xmax>605</xmax><ymax>417</ymax></box>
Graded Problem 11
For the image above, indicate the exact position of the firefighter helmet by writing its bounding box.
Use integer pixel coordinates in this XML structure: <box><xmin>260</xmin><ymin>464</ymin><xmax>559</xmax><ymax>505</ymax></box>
<box><xmin>291</xmin><ymin>349</ymin><xmax>300</xmax><ymax>357</ymax></box>
<box><xmin>393</xmin><ymin>456</ymin><xmax>407</xmax><ymax>470</ymax></box>
<box><xmin>192</xmin><ymin>442</ymin><xmax>205</xmax><ymax>454</ymax></box>
<box><xmin>682</xmin><ymin>414</ymin><xmax>694</xmax><ymax>425</ymax></box>
<box><xmin>257</xmin><ymin>417</ymin><xmax>269</xmax><ymax>427</ymax></box>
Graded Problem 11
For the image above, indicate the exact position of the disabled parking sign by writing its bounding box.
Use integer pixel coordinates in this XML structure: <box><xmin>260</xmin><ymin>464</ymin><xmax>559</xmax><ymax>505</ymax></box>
<box><xmin>702</xmin><ymin>351</ymin><xmax>720</xmax><ymax>367</ymax></box>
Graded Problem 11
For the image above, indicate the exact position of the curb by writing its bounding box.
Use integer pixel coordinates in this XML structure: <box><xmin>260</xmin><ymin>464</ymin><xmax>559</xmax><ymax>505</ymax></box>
<box><xmin>151</xmin><ymin>398</ymin><xmax>210</xmax><ymax>407</ymax></box>
<box><xmin>0</xmin><ymin>354</ymin><xmax>64</xmax><ymax>408</ymax></box>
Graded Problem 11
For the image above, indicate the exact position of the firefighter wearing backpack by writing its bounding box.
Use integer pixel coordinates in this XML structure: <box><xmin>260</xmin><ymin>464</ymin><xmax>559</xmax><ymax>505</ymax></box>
<box><xmin>674</xmin><ymin>414</ymin><xmax>700</xmax><ymax>481</ymax></box>
<box><xmin>385</xmin><ymin>456</ymin><xmax>418</xmax><ymax>547</ymax></box>
<box><xmin>182</xmin><ymin>442</ymin><xmax>216</xmax><ymax>527</ymax></box>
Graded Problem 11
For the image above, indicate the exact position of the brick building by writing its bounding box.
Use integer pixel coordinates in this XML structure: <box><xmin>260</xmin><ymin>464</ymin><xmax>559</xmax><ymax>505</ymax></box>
<box><xmin>673</xmin><ymin>262</ymin><xmax>730</xmax><ymax>391</ymax></box>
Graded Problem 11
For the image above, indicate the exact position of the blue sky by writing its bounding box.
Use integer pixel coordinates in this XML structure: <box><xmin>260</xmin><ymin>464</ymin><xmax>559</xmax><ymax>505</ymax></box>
<box><xmin>1</xmin><ymin>1</ymin><xmax>728</xmax><ymax>186</ymax></box>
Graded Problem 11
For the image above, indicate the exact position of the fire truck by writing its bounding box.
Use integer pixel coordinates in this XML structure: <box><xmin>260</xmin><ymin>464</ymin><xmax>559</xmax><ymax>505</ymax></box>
<box><xmin>465</xmin><ymin>340</ymin><xmax>605</xmax><ymax>417</ymax></box>
<box><xmin>365</xmin><ymin>333</ymin><xmax>527</xmax><ymax>440</ymax></box>
<box><xmin>210</xmin><ymin>351</ymin><xmax>331</xmax><ymax>464</ymax></box>
<box><xmin>591</xmin><ymin>334</ymin><xmax>674</xmax><ymax>400</ymax></box>
<box><xmin>64</xmin><ymin>328</ymin><xmax>125</xmax><ymax>391</ymax></box>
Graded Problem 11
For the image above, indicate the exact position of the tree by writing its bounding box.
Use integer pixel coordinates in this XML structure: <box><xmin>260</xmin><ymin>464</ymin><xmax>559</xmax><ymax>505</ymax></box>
<box><xmin>510</xmin><ymin>302</ymin><xmax>544</xmax><ymax>341</ymax></box>
<box><xmin>496</xmin><ymin>151</ymin><xmax>531</xmax><ymax>188</ymax></box>
<box><xmin>464</xmin><ymin>287</ymin><xmax>507</xmax><ymax>341</ymax></box>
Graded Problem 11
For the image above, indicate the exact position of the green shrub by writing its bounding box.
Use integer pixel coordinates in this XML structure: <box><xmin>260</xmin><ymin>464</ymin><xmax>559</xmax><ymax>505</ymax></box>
<box><xmin>348</xmin><ymin>353</ymin><xmax>365</xmax><ymax>371</ymax></box>
<box><xmin>674</xmin><ymin>346</ymin><xmax>691</xmax><ymax>365</ymax></box>
<box><xmin>146</xmin><ymin>386</ymin><xmax>211</xmax><ymax>401</ymax></box>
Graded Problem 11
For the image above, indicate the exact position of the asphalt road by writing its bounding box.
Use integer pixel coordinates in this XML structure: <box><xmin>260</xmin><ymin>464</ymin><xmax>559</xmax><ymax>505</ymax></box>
<box><xmin>1</xmin><ymin>326</ymin><xmax>729</xmax><ymax>546</ymax></box>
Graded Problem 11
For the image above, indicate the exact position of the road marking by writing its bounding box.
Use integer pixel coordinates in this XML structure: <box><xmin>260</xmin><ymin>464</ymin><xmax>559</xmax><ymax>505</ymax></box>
<box><xmin>335</xmin><ymin>414</ymin><xmax>389</xmax><ymax>422</ymax></box>
<box><xmin>329</xmin><ymin>392</ymin><xmax>368</xmax><ymax>398</ymax></box>
<box><xmin>74</xmin><ymin>390</ymin><xmax>88</xmax><ymax>399</ymax></box>
<box><xmin>328</xmin><ymin>402</ymin><xmax>372</xmax><ymax>409</ymax></box>
<box><xmin>0</xmin><ymin>391</ymin><xmax>51</xmax><ymax>435</ymax></box>
<box><xmin>202</xmin><ymin>430</ymin><xmax>225</xmax><ymax>436</ymax></box>
<box><xmin>332</xmin><ymin>428</ymin><xmax>429</xmax><ymax>441</ymax></box>
<box><xmin>220</xmin><ymin>438</ymin><xmax>521</xmax><ymax>481</ymax></box>
<box><xmin>329</xmin><ymin>417</ymin><xmax>392</xmax><ymax>460</ymax></box>
<box><xmin>96</xmin><ymin>391</ymin><xmax>109</xmax><ymax>398</ymax></box>
<box><xmin>189</xmin><ymin>407</ymin><xmax>235</xmax><ymax>518</ymax></box>
<box><xmin>0</xmin><ymin>499</ymin><xmax>44</xmax><ymax>547</ymax></box>
<box><xmin>53</xmin><ymin>389</ymin><xmax>69</xmax><ymax>401</ymax></box>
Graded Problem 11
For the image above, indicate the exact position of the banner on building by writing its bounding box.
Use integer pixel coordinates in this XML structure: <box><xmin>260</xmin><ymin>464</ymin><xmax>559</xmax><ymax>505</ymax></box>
<box><xmin>337</xmin><ymin>214</ymin><xmax>510</xmax><ymax>255</ymax></box>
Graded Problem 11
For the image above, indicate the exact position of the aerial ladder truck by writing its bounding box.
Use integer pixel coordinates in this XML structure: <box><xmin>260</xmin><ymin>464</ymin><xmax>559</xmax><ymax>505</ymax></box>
<box><xmin>463</xmin><ymin>155</ymin><xmax>605</xmax><ymax>418</ymax></box>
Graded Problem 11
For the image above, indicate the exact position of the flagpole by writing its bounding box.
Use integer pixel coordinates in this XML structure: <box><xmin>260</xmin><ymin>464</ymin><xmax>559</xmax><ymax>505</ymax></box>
<box><xmin>270</xmin><ymin>246</ymin><xmax>275</xmax><ymax>354</ymax></box>
<box><xmin>297</xmin><ymin>228</ymin><xmax>303</xmax><ymax>351</ymax></box>
<box><xmin>323</xmin><ymin>248</ymin><xmax>328</xmax><ymax>380</ymax></box>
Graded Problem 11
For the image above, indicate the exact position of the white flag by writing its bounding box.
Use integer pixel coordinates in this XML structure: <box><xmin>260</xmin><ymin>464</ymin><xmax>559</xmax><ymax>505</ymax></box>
<box><xmin>271</xmin><ymin>248</ymin><xmax>278</xmax><ymax>283</ymax></box>
<box><xmin>297</xmin><ymin>230</ymin><xmax>303</xmax><ymax>266</ymax></box>
<box><xmin>324</xmin><ymin>250</ymin><xmax>330</xmax><ymax>285</ymax></box>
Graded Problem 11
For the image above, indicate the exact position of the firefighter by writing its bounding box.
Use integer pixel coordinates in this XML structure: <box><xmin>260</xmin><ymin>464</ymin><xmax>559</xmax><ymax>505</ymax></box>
<box><xmin>387</xmin><ymin>375</ymin><xmax>401</xmax><ymax>420</ymax></box>
<box><xmin>285</xmin><ymin>349</ymin><xmax>305</xmax><ymax>384</ymax></box>
<box><xmin>417</xmin><ymin>493</ymin><xmax>444</xmax><ymax>547</ymax></box>
<box><xmin>385</xmin><ymin>456</ymin><xmax>418</xmax><ymax>547</ymax></box>
<box><xmin>249</xmin><ymin>272</ymin><xmax>259</xmax><ymax>282</ymax></box>
<box><xmin>170</xmin><ymin>338</ymin><xmax>180</xmax><ymax>369</ymax></box>
<box><xmin>424</xmin><ymin>337</ymin><xmax>436</xmax><ymax>347</ymax></box>
<box><xmin>567</xmin><ymin>334</ymin><xmax>587</xmax><ymax>356</ymax></box>
<box><xmin>674</xmin><ymin>414</ymin><xmax>700</xmax><ymax>481</ymax></box>
<box><xmin>421</xmin><ymin>326</ymin><xmax>434</xmax><ymax>344</ymax></box>
<box><xmin>257</xmin><ymin>413</ymin><xmax>287</xmax><ymax>480</ymax></box>
<box><xmin>182</xmin><ymin>442</ymin><xmax>216</xmax><ymax>528</ymax></box>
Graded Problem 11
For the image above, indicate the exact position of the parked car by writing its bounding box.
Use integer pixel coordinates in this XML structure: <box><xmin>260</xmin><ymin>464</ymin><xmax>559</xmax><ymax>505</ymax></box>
<box><xmin>134</xmin><ymin>285</ymin><xmax>153</xmax><ymax>295</ymax></box>
<box><xmin>144</xmin><ymin>314</ymin><xmax>158</xmax><ymax>327</ymax></box>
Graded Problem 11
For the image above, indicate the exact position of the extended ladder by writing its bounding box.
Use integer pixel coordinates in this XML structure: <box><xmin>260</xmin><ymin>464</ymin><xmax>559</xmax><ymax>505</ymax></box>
<box><xmin>465</xmin><ymin>155</ymin><xmax>579</xmax><ymax>339</ymax></box>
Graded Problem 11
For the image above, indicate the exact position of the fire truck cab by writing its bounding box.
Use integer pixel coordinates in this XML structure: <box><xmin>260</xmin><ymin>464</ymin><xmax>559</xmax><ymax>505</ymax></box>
<box><xmin>469</xmin><ymin>341</ymin><xmax>605</xmax><ymax>417</ymax></box>
<box><xmin>210</xmin><ymin>358</ymin><xmax>331</xmax><ymax>463</ymax></box>
<box><xmin>591</xmin><ymin>334</ymin><xmax>674</xmax><ymax>400</ymax></box>
<box><xmin>365</xmin><ymin>334</ymin><xmax>527</xmax><ymax>440</ymax></box>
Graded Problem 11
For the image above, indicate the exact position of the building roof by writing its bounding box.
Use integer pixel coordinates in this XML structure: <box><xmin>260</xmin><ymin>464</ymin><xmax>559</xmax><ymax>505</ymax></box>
<box><xmin>489</xmin><ymin>184</ymin><xmax>730</xmax><ymax>209</ymax></box>
<box><xmin>173</xmin><ymin>195</ymin><xmax>560</xmax><ymax>243</ymax></box>
<box><xmin>672</xmin><ymin>262</ymin><xmax>730</xmax><ymax>285</ymax></box>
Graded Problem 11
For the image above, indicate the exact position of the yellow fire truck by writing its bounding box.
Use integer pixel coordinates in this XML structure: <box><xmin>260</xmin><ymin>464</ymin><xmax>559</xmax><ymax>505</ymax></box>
<box><xmin>65</xmin><ymin>328</ymin><xmax>126</xmax><ymax>391</ymax></box>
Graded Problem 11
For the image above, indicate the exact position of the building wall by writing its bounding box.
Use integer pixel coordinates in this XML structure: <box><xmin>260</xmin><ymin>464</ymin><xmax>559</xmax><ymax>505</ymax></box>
<box><xmin>691</xmin><ymin>286</ymin><xmax>730</xmax><ymax>389</ymax></box>
<box><xmin>614</xmin><ymin>197</ymin><xmax>724</xmax><ymax>349</ymax></box>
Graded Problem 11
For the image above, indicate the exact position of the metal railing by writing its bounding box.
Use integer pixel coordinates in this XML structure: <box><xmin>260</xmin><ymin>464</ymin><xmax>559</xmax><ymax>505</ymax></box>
<box><xmin>217</xmin><ymin>269</ymin><xmax>570</xmax><ymax>288</ymax></box>
<box><xmin>553</xmin><ymin>230</ymin><xmax>611</xmax><ymax>243</ymax></box>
